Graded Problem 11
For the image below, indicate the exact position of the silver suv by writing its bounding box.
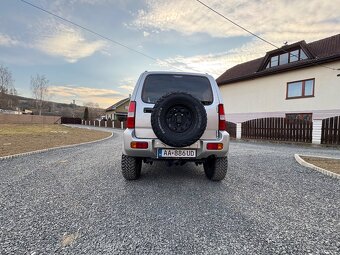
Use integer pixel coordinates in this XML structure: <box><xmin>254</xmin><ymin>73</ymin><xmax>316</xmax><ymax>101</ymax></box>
<box><xmin>121</xmin><ymin>71</ymin><xmax>230</xmax><ymax>181</ymax></box>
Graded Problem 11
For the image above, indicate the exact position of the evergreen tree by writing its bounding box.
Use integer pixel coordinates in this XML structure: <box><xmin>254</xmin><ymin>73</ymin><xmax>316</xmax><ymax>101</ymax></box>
<box><xmin>84</xmin><ymin>107</ymin><xmax>89</xmax><ymax>120</ymax></box>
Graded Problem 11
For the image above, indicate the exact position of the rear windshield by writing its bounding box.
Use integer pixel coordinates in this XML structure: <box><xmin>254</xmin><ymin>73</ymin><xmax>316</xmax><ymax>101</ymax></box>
<box><xmin>141</xmin><ymin>74</ymin><xmax>213</xmax><ymax>105</ymax></box>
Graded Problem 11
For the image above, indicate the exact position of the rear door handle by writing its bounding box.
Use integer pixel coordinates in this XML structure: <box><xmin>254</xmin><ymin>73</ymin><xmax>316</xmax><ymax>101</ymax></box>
<box><xmin>143</xmin><ymin>107</ymin><xmax>153</xmax><ymax>113</ymax></box>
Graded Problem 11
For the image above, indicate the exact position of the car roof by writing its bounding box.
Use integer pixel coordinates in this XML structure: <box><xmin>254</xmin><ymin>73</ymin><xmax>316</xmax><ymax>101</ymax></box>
<box><xmin>142</xmin><ymin>71</ymin><xmax>212</xmax><ymax>78</ymax></box>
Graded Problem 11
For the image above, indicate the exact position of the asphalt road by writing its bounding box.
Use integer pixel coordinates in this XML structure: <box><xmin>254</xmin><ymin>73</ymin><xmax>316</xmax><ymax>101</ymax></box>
<box><xmin>1</xmin><ymin>126</ymin><xmax>339</xmax><ymax>254</ymax></box>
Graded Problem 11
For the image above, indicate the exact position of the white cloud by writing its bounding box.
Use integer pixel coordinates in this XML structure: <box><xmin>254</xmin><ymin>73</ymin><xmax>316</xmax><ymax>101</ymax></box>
<box><xmin>158</xmin><ymin>40</ymin><xmax>276</xmax><ymax>77</ymax></box>
<box><xmin>143</xmin><ymin>31</ymin><xmax>150</xmax><ymax>37</ymax></box>
<box><xmin>68</xmin><ymin>0</ymin><xmax>121</xmax><ymax>5</ymax></box>
<box><xmin>49</xmin><ymin>85</ymin><xmax>124</xmax><ymax>107</ymax></box>
<box><xmin>159</xmin><ymin>52</ymin><xmax>257</xmax><ymax>77</ymax></box>
<box><xmin>0</xmin><ymin>33</ymin><xmax>19</xmax><ymax>47</ymax></box>
<box><xmin>132</xmin><ymin>0</ymin><xmax>340</xmax><ymax>43</ymax></box>
<box><xmin>118</xmin><ymin>78</ymin><xmax>136</xmax><ymax>92</ymax></box>
<box><xmin>131</xmin><ymin>0</ymin><xmax>340</xmax><ymax>77</ymax></box>
<box><xmin>119</xmin><ymin>85</ymin><xmax>135</xmax><ymax>91</ymax></box>
<box><xmin>34</xmin><ymin>27</ymin><xmax>106</xmax><ymax>63</ymax></box>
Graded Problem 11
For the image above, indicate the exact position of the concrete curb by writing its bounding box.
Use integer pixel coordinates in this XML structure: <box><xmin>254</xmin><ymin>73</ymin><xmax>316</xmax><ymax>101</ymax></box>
<box><xmin>294</xmin><ymin>154</ymin><xmax>340</xmax><ymax>180</ymax></box>
<box><xmin>0</xmin><ymin>132</ymin><xmax>113</xmax><ymax>162</ymax></box>
<box><xmin>63</xmin><ymin>124</ymin><xmax>124</xmax><ymax>132</ymax></box>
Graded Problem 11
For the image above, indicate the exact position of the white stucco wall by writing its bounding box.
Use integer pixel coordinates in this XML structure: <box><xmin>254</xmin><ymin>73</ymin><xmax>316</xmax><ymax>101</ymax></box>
<box><xmin>219</xmin><ymin>61</ymin><xmax>340</xmax><ymax>122</ymax></box>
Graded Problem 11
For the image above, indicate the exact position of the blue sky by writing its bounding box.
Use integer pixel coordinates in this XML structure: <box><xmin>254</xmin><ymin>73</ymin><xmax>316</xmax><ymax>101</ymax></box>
<box><xmin>1</xmin><ymin>0</ymin><xmax>339</xmax><ymax>107</ymax></box>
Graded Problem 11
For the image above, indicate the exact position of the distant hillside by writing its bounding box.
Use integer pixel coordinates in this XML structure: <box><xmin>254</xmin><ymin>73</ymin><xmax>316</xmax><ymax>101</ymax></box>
<box><xmin>0</xmin><ymin>93</ymin><xmax>104</xmax><ymax>119</ymax></box>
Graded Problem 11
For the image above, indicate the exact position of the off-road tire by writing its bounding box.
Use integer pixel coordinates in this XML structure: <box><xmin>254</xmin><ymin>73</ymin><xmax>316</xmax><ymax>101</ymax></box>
<box><xmin>203</xmin><ymin>157</ymin><xmax>228</xmax><ymax>181</ymax></box>
<box><xmin>121</xmin><ymin>154</ymin><xmax>142</xmax><ymax>180</ymax></box>
<box><xmin>151</xmin><ymin>92</ymin><xmax>207</xmax><ymax>147</ymax></box>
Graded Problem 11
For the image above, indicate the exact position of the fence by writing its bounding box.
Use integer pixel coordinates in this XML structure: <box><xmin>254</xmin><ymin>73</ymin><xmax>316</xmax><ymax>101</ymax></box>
<box><xmin>321</xmin><ymin>116</ymin><xmax>340</xmax><ymax>145</ymax></box>
<box><xmin>82</xmin><ymin>119</ymin><xmax>126</xmax><ymax>129</ymax></box>
<box><xmin>61</xmin><ymin>117</ymin><xmax>82</xmax><ymax>124</ymax></box>
<box><xmin>226</xmin><ymin>121</ymin><xmax>236</xmax><ymax>138</ymax></box>
<box><xmin>241</xmin><ymin>117</ymin><xmax>312</xmax><ymax>143</ymax></box>
<box><xmin>114</xmin><ymin>120</ymin><xmax>121</xmax><ymax>129</ymax></box>
<box><xmin>0</xmin><ymin>114</ymin><xmax>61</xmax><ymax>124</ymax></box>
<box><xmin>100</xmin><ymin>120</ymin><xmax>106</xmax><ymax>127</ymax></box>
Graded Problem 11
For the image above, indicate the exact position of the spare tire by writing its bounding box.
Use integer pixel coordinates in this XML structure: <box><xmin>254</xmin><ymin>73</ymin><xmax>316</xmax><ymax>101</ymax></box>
<box><xmin>151</xmin><ymin>92</ymin><xmax>207</xmax><ymax>147</ymax></box>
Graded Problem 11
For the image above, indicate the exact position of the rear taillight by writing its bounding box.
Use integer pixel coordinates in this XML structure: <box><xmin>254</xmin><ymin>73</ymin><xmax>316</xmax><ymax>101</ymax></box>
<box><xmin>218</xmin><ymin>104</ymin><xmax>226</xmax><ymax>130</ymax></box>
<box><xmin>206</xmin><ymin>143</ymin><xmax>223</xmax><ymax>150</ymax></box>
<box><xmin>130</xmin><ymin>141</ymin><xmax>148</xmax><ymax>149</ymax></box>
<box><xmin>127</xmin><ymin>101</ymin><xmax>136</xmax><ymax>129</ymax></box>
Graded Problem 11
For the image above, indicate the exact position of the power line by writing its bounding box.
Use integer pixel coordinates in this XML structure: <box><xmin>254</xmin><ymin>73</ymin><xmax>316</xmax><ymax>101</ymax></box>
<box><xmin>195</xmin><ymin>0</ymin><xmax>278</xmax><ymax>48</ymax></box>
<box><xmin>195</xmin><ymin>0</ymin><xmax>338</xmax><ymax>71</ymax></box>
<box><xmin>18</xmin><ymin>0</ymin><xmax>186</xmax><ymax>72</ymax></box>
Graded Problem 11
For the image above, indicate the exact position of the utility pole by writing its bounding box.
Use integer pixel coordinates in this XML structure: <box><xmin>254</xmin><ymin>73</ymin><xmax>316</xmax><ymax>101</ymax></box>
<box><xmin>72</xmin><ymin>99</ymin><xmax>75</xmax><ymax>118</ymax></box>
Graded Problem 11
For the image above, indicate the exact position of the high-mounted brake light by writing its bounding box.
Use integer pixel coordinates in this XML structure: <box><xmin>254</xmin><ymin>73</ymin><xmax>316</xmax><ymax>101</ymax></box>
<box><xmin>127</xmin><ymin>101</ymin><xmax>136</xmax><ymax>129</ymax></box>
<box><xmin>218</xmin><ymin>104</ymin><xmax>226</xmax><ymax>130</ymax></box>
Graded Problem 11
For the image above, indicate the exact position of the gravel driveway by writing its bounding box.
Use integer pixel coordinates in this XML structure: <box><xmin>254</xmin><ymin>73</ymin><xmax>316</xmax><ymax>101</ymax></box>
<box><xmin>1</xmin><ymin>126</ymin><xmax>339</xmax><ymax>254</ymax></box>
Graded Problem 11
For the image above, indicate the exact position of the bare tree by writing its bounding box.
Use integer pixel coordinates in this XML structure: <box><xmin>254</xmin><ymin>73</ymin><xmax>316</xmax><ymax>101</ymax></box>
<box><xmin>0</xmin><ymin>65</ymin><xmax>17</xmax><ymax>109</ymax></box>
<box><xmin>9</xmin><ymin>87</ymin><xmax>17</xmax><ymax>96</ymax></box>
<box><xmin>31</xmin><ymin>74</ymin><xmax>49</xmax><ymax>115</ymax></box>
<box><xmin>0</xmin><ymin>64</ymin><xmax>14</xmax><ymax>94</ymax></box>
<box><xmin>83</xmin><ymin>101</ymin><xmax>103</xmax><ymax>119</ymax></box>
<box><xmin>83</xmin><ymin>101</ymin><xmax>100</xmax><ymax>108</ymax></box>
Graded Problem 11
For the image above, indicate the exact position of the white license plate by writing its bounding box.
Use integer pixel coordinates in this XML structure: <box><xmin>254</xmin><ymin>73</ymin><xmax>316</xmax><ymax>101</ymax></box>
<box><xmin>157</xmin><ymin>149</ymin><xmax>196</xmax><ymax>158</ymax></box>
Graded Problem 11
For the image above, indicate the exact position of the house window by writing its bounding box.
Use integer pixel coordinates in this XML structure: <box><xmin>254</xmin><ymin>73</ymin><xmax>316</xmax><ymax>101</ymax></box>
<box><xmin>300</xmin><ymin>50</ymin><xmax>308</xmax><ymax>60</ymax></box>
<box><xmin>266</xmin><ymin>48</ymin><xmax>308</xmax><ymax>69</ymax></box>
<box><xmin>286</xmin><ymin>78</ymin><xmax>314</xmax><ymax>99</ymax></box>
<box><xmin>280</xmin><ymin>53</ymin><xmax>289</xmax><ymax>65</ymax></box>
<box><xmin>270</xmin><ymin>55</ymin><xmax>279</xmax><ymax>67</ymax></box>
<box><xmin>286</xmin><ymin>113</ymin><xmax>312</xmax><ymax>122</ymax></box>
<box><xmin>289</xmin><ymin>50</ymin><xmax>299</xmax><ymax>62</ymax></box>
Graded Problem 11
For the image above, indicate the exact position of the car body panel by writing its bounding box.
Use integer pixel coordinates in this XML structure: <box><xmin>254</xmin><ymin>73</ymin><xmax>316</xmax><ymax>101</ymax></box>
<box><xmin>124</xmin><ymin>71</ymin><xmax>229</xmax><ymax>159</ymax></box>
<box><xmin>123</xmin><ymin>129</ymin><xmax>230</xmax><ymax>159</ymax></box>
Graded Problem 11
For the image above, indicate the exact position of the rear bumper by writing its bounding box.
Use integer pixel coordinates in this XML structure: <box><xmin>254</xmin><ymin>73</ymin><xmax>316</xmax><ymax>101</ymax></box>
<box><xmin>122</xmin><ymin>129</ymin><xmax>230</xmax><ymax>159</ymax></box>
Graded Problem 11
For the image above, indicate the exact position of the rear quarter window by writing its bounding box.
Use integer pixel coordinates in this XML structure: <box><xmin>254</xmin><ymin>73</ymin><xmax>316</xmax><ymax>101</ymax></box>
<box><xmin>141</xmin><ymin>74</ymin><xmax>213</xmax><ymax>105</ymax></box>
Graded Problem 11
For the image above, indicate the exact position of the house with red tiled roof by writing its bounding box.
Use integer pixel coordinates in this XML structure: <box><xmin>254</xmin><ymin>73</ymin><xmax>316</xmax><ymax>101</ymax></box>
<box><xmin>217</xmin><ymin>34</ymin><xmax>340</xmax><ymax>124</ymax></box>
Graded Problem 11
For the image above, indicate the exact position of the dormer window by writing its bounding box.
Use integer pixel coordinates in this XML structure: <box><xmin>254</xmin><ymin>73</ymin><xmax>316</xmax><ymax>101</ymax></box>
<box><xmin>300</xmin><ymin>50</ymin><xmax>308</xmax><ymax>60</ymax></box>
<box><xmin>265</xmin><ymin>48</ymin><xmax>309</xmax><ymax>69</ymax></box>
<box><xmin>290</xmin><ymin>50</ymin><xmax>299</xmax><ymax>62</ymax></box>
<box><xmin>271</xmin><ymin>55</ymin><xmax>279</xmax><ymax>67</ymax></box>
<box><xmin>280</xmin><ymin>53</ymin><xmax>288</xmax><ymax>65</ymax></box>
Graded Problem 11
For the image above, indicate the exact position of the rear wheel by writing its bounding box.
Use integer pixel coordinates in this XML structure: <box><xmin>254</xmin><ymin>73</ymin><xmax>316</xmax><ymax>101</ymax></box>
<box><xmin>121</xmin><ymin>154</ymin><xmax>142</xmax><ymax>180</ymax></box>
<box><xmin>203</xmin><ymin>157</ymin><xmax>228</xmax><ymax>181</ymax></box>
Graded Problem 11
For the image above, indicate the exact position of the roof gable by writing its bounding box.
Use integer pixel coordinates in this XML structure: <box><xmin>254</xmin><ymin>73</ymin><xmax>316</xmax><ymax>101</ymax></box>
<box><xmin>257</xmin><ymin>40</ymin><xmax>315</xmax><ymax>71</ymax></box>
<box><xmin>106</xmin><ymin>97</ymin><xmax>130</xmax><ymax>112</ymax></box>
<box><xmin>217</xmin><ymin>34</ymin><xmax>340</xmax><ymax>85</ymax></box>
